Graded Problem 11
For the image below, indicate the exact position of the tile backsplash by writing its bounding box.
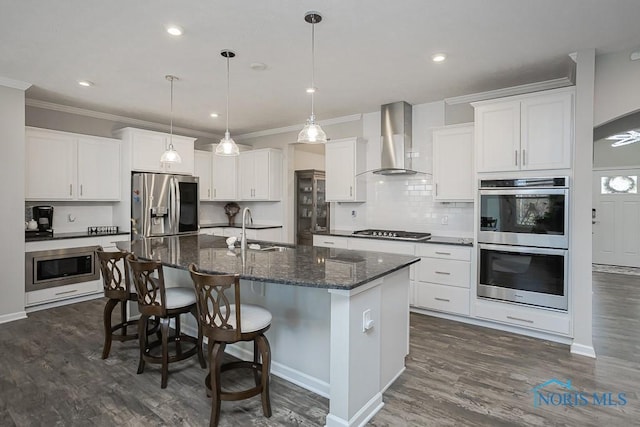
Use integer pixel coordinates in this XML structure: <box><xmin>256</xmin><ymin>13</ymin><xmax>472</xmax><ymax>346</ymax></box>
<box><xmin>332</xmin><ymin>174</ymin><xmax>473</xmax><ymax>237</ymax></box>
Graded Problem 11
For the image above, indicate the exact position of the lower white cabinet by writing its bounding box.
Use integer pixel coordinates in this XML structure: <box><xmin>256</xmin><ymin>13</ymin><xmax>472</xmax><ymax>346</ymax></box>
<box><xmin>413</xmin><ymin>244</ymin><xmax>471</xmax><ymax>315</ymax></box>
<box><xmin>474</xmin><ymin>299</ymin><xmax>571</xmax><ymax>336</ymax></box>
<box><xmin>26</xmin><ymin>280</ymin><xmax>102</xmax><ymax>307</ymax></box>
<box><xmin>312</xmin><ymin>235</ymin><xmax>349</xmax><ymax>249</ymax></box>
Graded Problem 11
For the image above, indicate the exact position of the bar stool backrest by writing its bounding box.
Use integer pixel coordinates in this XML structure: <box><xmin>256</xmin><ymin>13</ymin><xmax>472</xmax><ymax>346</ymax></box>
<box><xmin>188</xmin><ymin>263</ymin><xmax>242</xmax><ymax>342</ymax></box>
<box><xmin>96</xmin><ymin>246</ymin><xmax>130</xmax><ymax>300</ymax></box>
<box><xmin>127</xmin><ymin>254</ymin><xmax>168</xmax><ymax>317</ymax></box>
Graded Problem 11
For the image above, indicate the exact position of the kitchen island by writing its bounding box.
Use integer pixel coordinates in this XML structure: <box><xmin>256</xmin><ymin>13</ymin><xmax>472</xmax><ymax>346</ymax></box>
<box><xmin>118</xmin><ymin>234</ymin><xmax>419</xmax><ymax>427</ymax></box>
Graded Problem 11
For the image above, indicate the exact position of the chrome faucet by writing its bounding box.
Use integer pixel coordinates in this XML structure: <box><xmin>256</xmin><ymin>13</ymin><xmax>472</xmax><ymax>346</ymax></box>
<box><xmin>241</xmin><ymin>207</ymin><xmax>253</xmax><ymax>252</ymax></box>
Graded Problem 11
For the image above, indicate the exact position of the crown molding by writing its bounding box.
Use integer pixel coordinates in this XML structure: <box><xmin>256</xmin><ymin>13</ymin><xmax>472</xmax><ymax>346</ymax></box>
<box><xmin>235</xmin><ymin>114</ymin><xmax>362</xmax><ymax>141</ymax></box>
<box><xmin>25</xmin><ymin>98</ymin><xmax>219</xmax><ymax>139</ymax></box>
<box><xmin>0</xmin><ymin>76</ymin><xmax>31</xmax><ymax>91</ymax></box>
<box><xmin>444</xmin><ymin>77</ymin><xmax>574</xmax><ymax>106</ymax></box>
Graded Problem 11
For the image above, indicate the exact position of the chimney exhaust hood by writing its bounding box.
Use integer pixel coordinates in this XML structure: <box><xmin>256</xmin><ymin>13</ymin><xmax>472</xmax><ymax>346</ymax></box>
<box><xmin>373</xmin><ymin>101</ymin><xmax>420</xmax><ymax>175</ymax></box>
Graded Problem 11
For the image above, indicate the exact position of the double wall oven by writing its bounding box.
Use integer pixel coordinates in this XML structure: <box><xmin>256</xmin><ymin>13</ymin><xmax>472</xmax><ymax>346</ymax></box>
<box><xmin>477</xmin><ymin>177</ymin><xmax>569</xmax><ymax>311</ymax></box>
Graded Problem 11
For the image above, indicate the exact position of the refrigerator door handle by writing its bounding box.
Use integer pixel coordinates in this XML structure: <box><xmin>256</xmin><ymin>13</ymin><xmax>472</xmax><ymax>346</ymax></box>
<box><xmin>168</xmin><ymin>177</ymin><xmax>176</xmax><ymax>234</ymax></box>
<box><xmin>174</xmin><ymin>178</ymin><xmax>181</xmax><ymax>233</ymax></box>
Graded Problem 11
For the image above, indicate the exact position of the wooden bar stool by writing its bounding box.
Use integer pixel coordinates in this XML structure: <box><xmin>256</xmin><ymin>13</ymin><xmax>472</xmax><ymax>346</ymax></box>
<box><xmin>127</xmin><ymin>255</ymin><xmax>206</xmax><ymax>388</ymax></box>
<box><xmin>188</xmin><ymin>264</ymin><xmax>272</xmax><ymax>427</ymax></box>
<box><xmin>96</xmin><ymin>247</ymin><xmax>138</xmax><ymax>359</ymax></box>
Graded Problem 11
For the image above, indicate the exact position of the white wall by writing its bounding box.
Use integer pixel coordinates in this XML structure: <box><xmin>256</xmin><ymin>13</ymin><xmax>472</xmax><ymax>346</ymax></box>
<box><xmin>594</xmin><ymin>48</ymin><xmax>640</xmax><ymax>127</ymax></box>
<box><xmin>0</xmin><ymin>83</ymin><xmax>28</xmax><ymax>323</ymax></box>
<box><xmin>332</xmin><ymin>102</ymin><xmax>474</xmax><ymax>237</ymax></box>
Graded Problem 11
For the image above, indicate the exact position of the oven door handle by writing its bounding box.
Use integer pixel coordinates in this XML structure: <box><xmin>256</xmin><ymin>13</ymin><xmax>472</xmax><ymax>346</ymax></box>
<box><xmin>479</xmin><ymin>188</ymin><xmax>568</xmax><ymax>196</ymax></box>
<box><xmin>478</xmin><ymin>243</ymin><xmax>567</xmax><ymax>256</ymax></box>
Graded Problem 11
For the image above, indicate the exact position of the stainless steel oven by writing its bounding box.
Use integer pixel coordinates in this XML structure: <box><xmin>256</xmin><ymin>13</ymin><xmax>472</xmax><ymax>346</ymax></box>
<box><xmin>479</xmin><ymin>177</ymin><xmax>569</xmax><ymax>249</ymax></box>
<box><xmin>25</xmin><ymin>246</ymin><xmax>100</xmax><ymax>292</ymax></box>
<box><xmin>478</xmin><ymin>243</ymin><xmax>568</xmax><ymax>310</ymax></box>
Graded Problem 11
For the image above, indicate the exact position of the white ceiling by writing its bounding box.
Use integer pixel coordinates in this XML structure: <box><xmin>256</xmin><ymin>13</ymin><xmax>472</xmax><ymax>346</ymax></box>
<box><xmin>2</xmin><ymin>1</ymin><xmax>640</xmax><ymax>137</ymax></box>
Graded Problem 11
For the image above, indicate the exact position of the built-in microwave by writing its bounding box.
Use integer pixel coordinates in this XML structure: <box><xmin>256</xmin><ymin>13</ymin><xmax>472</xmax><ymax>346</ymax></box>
<box><xmin>478</xmin><ymin>177</ymin><xmax>569</xmax><ymax>249</ymax></box>
<box><xmin>25</xmin><ymin>246</ymin><xmax>100</xmax><ymax>292</ymax></box>
<box><xmin>478</xmin><ymin>243</ymin><xmax>568</xmax><ymax>310</ymax></box>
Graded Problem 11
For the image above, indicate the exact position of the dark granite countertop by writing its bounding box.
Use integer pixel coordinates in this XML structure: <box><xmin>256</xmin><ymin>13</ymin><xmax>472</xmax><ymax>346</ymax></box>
<box><xmin>25</xmin><ymin>231</ymin><xmax>130</xmax><ymax>242</ymax></box>
<box><xmin>200</xmin><ymin>223</ymin><xmax>283</xmax><ymax>230</ymax></box>
<box><xmin>312</xmin><ymin>230</ymin><xmax>474</xmax><ymax>247</ymax></box>
<box><xmin>117</xmin><ymin>234</ymin><xmax>419</xmax><ymax>291</ymax></box>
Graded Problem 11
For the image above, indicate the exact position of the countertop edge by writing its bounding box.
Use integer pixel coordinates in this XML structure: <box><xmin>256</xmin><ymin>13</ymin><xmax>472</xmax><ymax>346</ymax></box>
<box><xmin>312</xmin><ymin>231</ymin><xmax>474</xmax><ymax>247</ymax></box>
<box><xmin>200</xmin><ymin>223</ymin><xmax>283</xmax><ymax>230</ymax></box>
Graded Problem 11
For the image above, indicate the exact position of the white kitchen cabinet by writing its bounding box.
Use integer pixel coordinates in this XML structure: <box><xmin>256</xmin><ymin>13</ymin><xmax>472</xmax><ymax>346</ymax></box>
<box><xmin>474</xmin><ymin>298</ymin><xmax>570</xmax><ymax>336</ymax></box>
<box><xmin>239</xmin><ymin>149</ymin><xmax>282</xmax><ymax>201</ymax></box>
<box><xmin>212</xmin><ymin>150</ymin><xmax>239</xmax><ymax>200</ymax></box>
<box><xmin>325</xmin><ymin>137</ymin><xmax>366</xmax><ymax>202</ymax></box>
<box><xmin>194</xmin><ymin>150</ymin><xmax>213</xmax><ymax>200</ymax></box>
<box><xmin>432</xmin><ymin>124</ymin><xmax>474</xmax><ymax>201</ymax></box>
<box><xmin>413</xmin><ymin>244</ymin><xmax>471</xmax><ymax>316</ymax></box>
<box><xmin>114</xmin><ymin>127</ymin><xmax>195</xmax><ymax>175</ymax></box>
<box><xmin>473</xmin><ymin>87</ymin><xmax>573</xmax><ymax>173</ymax></box>
<box><xmin>26</xmin><ymin>127</ymin><xmax>121</xmax><ymax>201</ymax></box>
<box><xmin>312</xmin><ymin>234</ymin><xmax>349</xmax><ymax>249</ymax></box>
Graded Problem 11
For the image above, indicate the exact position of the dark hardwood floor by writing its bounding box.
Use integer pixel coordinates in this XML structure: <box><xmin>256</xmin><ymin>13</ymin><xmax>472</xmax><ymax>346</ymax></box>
<box><xmin>1</xmin><ymin>272</ymin><xmax>638</xmax><ymax>426</ymax></box>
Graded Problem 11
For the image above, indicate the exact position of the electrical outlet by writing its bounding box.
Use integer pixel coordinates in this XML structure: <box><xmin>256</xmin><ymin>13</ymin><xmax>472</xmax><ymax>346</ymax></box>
<box><xmin>441</xmin><ymin>215</ymin><xmax>448</xmax><ymax>225</ymax></box>
<box><xmin>351</xmin><ymin>210</ymin><xmax>357</xmax><ymax>218</ymax></box>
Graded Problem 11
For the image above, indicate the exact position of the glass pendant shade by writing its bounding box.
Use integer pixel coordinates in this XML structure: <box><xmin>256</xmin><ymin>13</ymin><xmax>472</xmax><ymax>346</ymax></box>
<box><xmin>215</xmin><ymin>131</ymin><xmax>240</xmax><ymax>156</ymax></box>
<box><xmin>160</xmin><ymin>143</ymin><xmax>182</xmax><ymax>163</ymax></box>
<box><xmin>297</xmin><ymin>115</ymin><xmax>327</xmax><ymax>143</ymax></box>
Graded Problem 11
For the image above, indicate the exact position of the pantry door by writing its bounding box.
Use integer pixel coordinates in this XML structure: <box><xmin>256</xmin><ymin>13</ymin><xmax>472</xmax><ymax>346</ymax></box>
<box><xmin>592</xmin><ymin>169</ymin><xmax>640</xmax><ymax>267</ymax></box>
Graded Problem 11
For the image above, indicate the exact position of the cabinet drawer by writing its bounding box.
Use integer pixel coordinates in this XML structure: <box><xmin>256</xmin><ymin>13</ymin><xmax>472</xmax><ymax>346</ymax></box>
<box><xmin>474</xmin><ymin>300</ymin><xmax>570</xmax><ymax>335</ymax></box>
<box><xmin>347</xmin><ymin>238</ymin><xmax>415</xmax><ymax>255</ymax></box>
<box><xmin>416</xmin><ymin>245</ymin><xmax>471</xmax><ymax>261</ymax></box>
<box><xmin>414</xmin><ymin>282</ymin><xmax>469</xmax><ymax>316</ymax></box>
<box><xmin>26</xmin><ymin>280</ymin><xmax>102</xmax><ymax>307</ymax></box>
<box><xmin>313</xmin><ymin>235</ymin><xmax>349</xmax><ymax>249</ymax></box>
<box><xmin>417</xmin><ymin>258</ymin><xmax>470</xmax><ymax>288</ymax></box>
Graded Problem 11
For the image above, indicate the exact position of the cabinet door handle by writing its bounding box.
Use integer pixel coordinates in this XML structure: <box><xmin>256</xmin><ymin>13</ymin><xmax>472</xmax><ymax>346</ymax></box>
<box><xmin>435</xmin><ymin>183</ymin><xmax>438</xmax><ymax>196</ymax></box>
<box><xmin>80</xmin><ymin>184</ymin><xmax>83</xmax><ymax>196</ymax></box>
<box><xmin>214</xmin><ymin>188</ymin><xmax>216</xmax><ymax>198</ymax></box>
<box><xmin>208</xmin><ymin>189</ymin><xmax>210</xmax><ymax>198</ymax></box>
<box><xmin>70</xmin><ymin>184</ymin><xmax>73</xmax><ymax>196</ymax></box>
<box><xmin>323</xmin><ymin>241</ymin><xmax>335</xmax><ymax>245</ymax></box>
<box><xmin>507</xmin><ymin>315</ymin><xmax>534</xmax><ymax>324</ymax></box>
<box><xmin>515</xmin><ymin>150</ymin><xmax>518</xmax><ymax>166</ymax></box>
<box><xmin>435</xmin><ymin>251</ymin><xmax>451</xmax><ymax>256</ymax></box>
<box><xmin>522</xmin><ymin>149</ymin><xmax>526</xmax><ymax>166</ymax></box>
<box><xmin>434</xmin><ymin>297</ymin><xmax>450</xmax><ymax>302</ymax></box>
<box><xmin>55</xmin><ymin>289</ymin><xmax>78</xmax><ymax>296</ymax></box>
<box><xmin>350</xmin><ymin>186</ymin><xmax>353</xmax><ymax>197</ymax></box>
<box><xmin>435</xmin><ymin>271</ymin><xmax>451</xmax><ymax>275</ymax></box>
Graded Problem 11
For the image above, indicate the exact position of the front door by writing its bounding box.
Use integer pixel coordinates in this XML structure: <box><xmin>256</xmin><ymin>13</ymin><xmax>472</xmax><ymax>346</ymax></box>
<box><xmin>592</xmin><ymin>169</ymin><xmax>640</xmax><ymax>267</ymax></box>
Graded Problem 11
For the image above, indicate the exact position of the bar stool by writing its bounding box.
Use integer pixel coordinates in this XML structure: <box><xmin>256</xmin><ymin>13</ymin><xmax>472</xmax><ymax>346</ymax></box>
<box><xmin>127</xmin><ymin>255</ymin><xmax>206</xmax><ymax>388</ymax></box>
<box><xmin>188</xmin><ymin>264</ymin><xmax>272</xmax><ymax>427</ymax></box>
<box><xmin>96</xmin><ymin>247</ymin><xmax>138</xmax><ymax>359</ymax></box>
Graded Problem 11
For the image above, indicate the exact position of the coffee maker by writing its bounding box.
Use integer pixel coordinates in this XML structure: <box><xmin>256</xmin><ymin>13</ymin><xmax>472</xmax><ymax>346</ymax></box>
<box><xmin>32</xmin><ymin>206</ymin><xmax>54</xmax><ymax>232</ymax></box>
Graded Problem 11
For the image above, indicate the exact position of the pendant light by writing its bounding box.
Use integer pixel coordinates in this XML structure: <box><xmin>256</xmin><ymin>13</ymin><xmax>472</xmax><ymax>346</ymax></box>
<box><xmin>215</xmin><ymin>49</ymin><xmax>240</xmax><ymax>156</ymax></box>
<box><xmin>297</xmin><ymin>11</ymin><xmax>327</xmax><ymax>144</ymax></box>
<box><xmin>160</xmin><ymin>75</ymin><xmax>182</xmax><ymax>164</ymax></box>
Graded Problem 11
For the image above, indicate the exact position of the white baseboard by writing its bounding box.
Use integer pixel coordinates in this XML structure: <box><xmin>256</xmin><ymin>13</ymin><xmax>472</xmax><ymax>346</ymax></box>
<box><xmin>0</xmin><ymin>310</ymin><xmax>27</xmax><ymax>324</ymax></box>
<box><xmin>325</xmin><ymin>393</ymin><xmax>384</xmax><ymax>427</ymax></box>
<box><xmin>224</xmin><ymin>343</ymin><xmax>330</xmax><ymax>398</ymax></box>
<box><xmin>570</xmin><ymin>343</ymin><xmax>596</xmax><ymax>358</ymax></box>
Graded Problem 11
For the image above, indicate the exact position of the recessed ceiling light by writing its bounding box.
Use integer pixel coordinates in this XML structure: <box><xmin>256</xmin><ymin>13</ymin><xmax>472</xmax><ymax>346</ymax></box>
<box><xmin>210</xmin><ymin>113</ymin><xmax>219</xmax><ymax>118</ymax></box>
<box><xmin>432</xmin><ymin>53</ymin><xmax>447</xmax><ymax>63</ymax></box>
<box><xmin>306</xmin><ymin>87</ymin><xmax>316</xmax><ymax>93</ymax></box>
<box><xmin>78</xmin><ymin>80</ymin><xmax>94</xmax><ymax>87</ymax></box>
<box><xmin>250</xmin><ymin>62</ymin><xmax>267</xmax><ymax>71</ymax></box>
<box><xmin>166</xmin><ymin>25</ymin><xmax>183</xmax><ymax>36</ymax></box>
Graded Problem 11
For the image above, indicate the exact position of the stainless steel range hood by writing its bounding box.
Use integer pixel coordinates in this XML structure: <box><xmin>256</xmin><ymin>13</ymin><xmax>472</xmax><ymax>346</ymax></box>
<box><xmin>373</xmin><ymin>101</ymin><xmax>419</xmax><ymax>175</ymax></box>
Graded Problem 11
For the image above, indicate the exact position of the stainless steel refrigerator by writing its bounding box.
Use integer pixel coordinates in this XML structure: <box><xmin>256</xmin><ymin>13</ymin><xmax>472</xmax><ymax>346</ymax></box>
<box><xmin>131</xmin><ymin>173</ymin><xmax>199</xmax><ymax>237</ymax></box>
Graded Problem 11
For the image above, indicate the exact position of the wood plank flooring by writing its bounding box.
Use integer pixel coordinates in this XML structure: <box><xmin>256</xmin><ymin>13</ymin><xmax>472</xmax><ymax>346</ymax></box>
<box><xmin>1</xmin><ymin>271</ymin><xmax>638</xmax><ymax>426</ymax></box>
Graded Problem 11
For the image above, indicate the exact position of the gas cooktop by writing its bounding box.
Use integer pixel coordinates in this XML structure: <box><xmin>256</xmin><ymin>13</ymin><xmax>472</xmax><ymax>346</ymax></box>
<box><xmin>352</xmin><ymin>229</ymin><xmax>431</xmax><ymax>242</ymax></box>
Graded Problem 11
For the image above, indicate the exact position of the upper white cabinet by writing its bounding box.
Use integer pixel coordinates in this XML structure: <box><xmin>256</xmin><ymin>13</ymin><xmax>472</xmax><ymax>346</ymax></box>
<box><xmin>325</xmin><ymin>137</ymin><xmax>366</xmax><ymax>202</ymax></box>
<box><xmin>194</xmin><ymin>150</ymin><xmax>213</xmax><ymax>200</ymax></box>
<box><xmin>432</xmin><ymin>124</ymin><xmax>474</xmax><ymax>201</ymax></box>
<box><xmin>114</xmin><ymin>127</ymin><xmax>195</xmax><ymax>175</ymax></box>
<box><xmin>239</xmin><ymin>149</ymin><xmax>282</xmax><ymax>201</ymax></box>
<box><xmin>473</xmin><ymin>87</ymin><xmax>573</xmax><ymax>173</ymax></box>
<box><xmin>212</xmin><ymin>151</ymin><xmax>239</xmax><ymax>201</ymax></box>
<box><xmin>26</xmin><ymin>127</ymin><xmax>121</xmax><ymax>201</ymax></box>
